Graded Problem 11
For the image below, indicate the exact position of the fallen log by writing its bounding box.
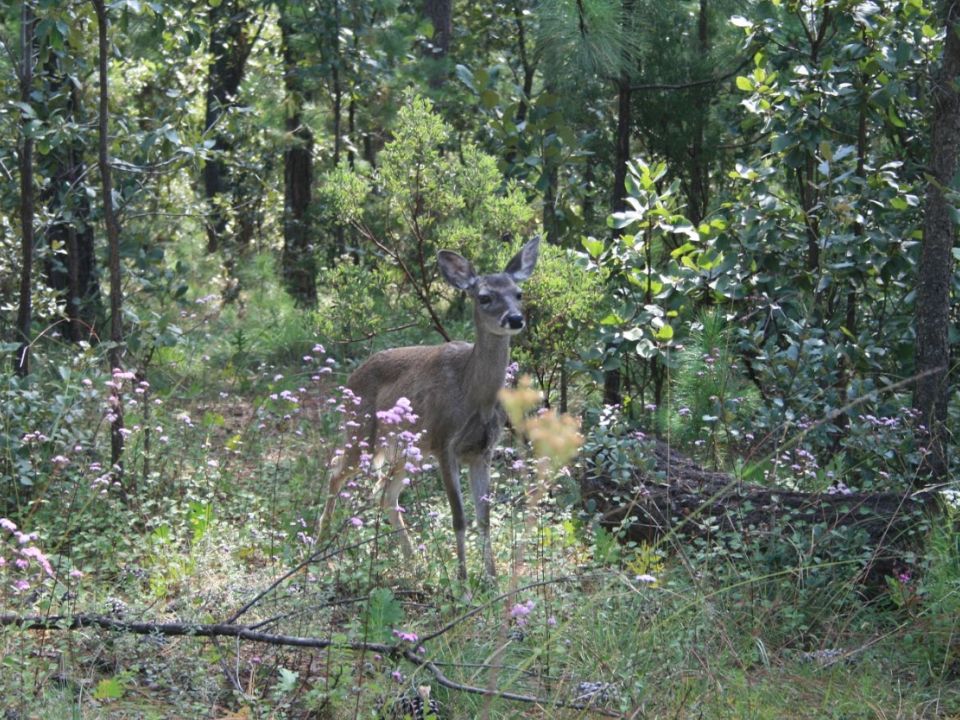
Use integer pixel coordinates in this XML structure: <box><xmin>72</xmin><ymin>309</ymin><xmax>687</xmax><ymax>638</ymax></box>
<box><xmin>579</xmin><ymin>439</ymin><xmax>937</xmax><ymax>581</ymax></box>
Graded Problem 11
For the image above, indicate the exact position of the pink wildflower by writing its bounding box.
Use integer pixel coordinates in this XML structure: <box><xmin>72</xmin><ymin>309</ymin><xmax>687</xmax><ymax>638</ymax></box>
<box><xmin>392</xmin><ymin>629</ymin><xmax>419</xmax><ymax>643</ymax></box>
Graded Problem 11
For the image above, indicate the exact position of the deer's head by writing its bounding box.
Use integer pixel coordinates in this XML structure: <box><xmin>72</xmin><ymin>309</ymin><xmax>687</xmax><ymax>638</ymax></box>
<box><xmin>437</xmin><ymin>237</ymin><xmax>540</xmax><ymax>337</ymax></box>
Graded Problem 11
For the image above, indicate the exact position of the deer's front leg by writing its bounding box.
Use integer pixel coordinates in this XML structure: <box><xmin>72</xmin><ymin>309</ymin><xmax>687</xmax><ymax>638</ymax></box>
<box><xmin>469</xmin><ymin>455</ymin><xmax>496</xmax><ymax>577</ymax></box>
<box><xmin>438</xmin><ymin>449</ymin><xmax>467</xmax><ymax>580</ymax></box>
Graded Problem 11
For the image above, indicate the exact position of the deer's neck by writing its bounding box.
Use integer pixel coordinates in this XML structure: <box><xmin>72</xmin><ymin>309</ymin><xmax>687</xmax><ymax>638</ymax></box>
<box><xmin>465</xmin><ymin>323</ymin><xmax>511</xmax><ymax>418</ymax></box>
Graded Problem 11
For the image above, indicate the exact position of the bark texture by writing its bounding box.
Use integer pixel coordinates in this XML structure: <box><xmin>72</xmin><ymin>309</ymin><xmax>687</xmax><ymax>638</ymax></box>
<box><xmin>279</xmin><ymin>10</ymin><xmax>317</xmax><ymax>308</ymax></box>
<box><xmin>14</xmin><ymin>2</ymin><xmax>35</xmax><ymax>376</ymax></box>
<box><xmin>203</xmin><ymin>0</ymin><xmax>254</xmax><ymax>254</ymax></box>
<box><xmin>913</xmin><ymin>0</ymin><xmax>960</xmax><ymax>483</ymax></box>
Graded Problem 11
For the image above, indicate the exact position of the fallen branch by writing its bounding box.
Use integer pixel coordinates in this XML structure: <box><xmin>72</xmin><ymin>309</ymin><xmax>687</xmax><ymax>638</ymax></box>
<box><xmin>581</xmin><ymin>439</ymin><xmax>936</xmax><ymax>581</ymax></box>
<box><xmin>1</xmin><ymin>613</ymin><xmax>622</xmax><ymax>717</ymax></box>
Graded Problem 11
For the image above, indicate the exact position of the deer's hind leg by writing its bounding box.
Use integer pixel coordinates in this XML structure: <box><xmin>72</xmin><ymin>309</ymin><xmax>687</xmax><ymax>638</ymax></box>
<box><xmin>377</xmin><ymin>465</ymin><xmax>416</xmax><ymax>559</ymax></box>
<box><xmin>317</xmin><ymin>449</ymin><xmax>355</xmax><ymax>536</ymax></box>
<box><xmin>318</xmin><ymin>409</ymin><xmax>375</xmax><ymax>536</ymax></box>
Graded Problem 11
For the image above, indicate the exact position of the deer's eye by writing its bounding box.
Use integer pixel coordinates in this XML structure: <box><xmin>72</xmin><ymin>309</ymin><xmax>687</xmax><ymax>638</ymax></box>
<box><xmin>478</xmin><ymin>294</ymin><xmax>492</xmax><ymax>305</ymax></box>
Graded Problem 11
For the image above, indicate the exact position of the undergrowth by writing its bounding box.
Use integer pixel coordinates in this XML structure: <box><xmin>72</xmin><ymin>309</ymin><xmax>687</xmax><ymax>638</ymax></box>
<box><xmin>1</xmin><ymin>307</ymin><xmax>958</xmax><ymax>719</ymax></box>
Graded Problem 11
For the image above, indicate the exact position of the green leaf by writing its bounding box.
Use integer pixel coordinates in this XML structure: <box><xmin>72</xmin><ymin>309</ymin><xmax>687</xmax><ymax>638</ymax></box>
<box><xmin>480</xmin><ymin>89</ymin><xmax>499</xmax><ymax>109</ymax></box>
<box><xmin>94</xmin><ymin>677</ymin><xmax>125</xmax><ymax>700</ymax></box>
<box><xmin>454</xmin><ymin>64</ymin><xmax>476</xmax><ymax>92</ymax></box>
<box><xmin>888</xmin><ymin>106</ymin><xmax>906</xmax><ymax>128</ymax></box>
<box><xmin>654</xmin><ymin>324</ymin><xmax>674</xmax><ymax>341</ymax></box>
<box><xmin>275</xmin><ymin>667</ymin><xmax>300</xmax><ymax>694</ymax></box>
<box><xmin>635</xmin><ymin>339</ymin><xmax>659</xmax><ymax>359</ymax></box>
<box><xmin>365</xmin><ymin>588</ymin><xmax>404</xmax><ymax>642</ymax></box>
<box><xmin>736</xmin><ymin>76</ymin><xmax>753</xmax><ymax>92</ymax></box>
<box><xmin>582</xmin><ymin>237</ymin><xmax>604</xmax><ymax>258</ymax></box>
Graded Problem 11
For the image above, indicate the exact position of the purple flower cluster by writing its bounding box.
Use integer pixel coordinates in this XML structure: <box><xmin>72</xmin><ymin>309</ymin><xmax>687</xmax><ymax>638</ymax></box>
<box><xmin>509</xmin><ymin>599</ymin><xmax>536</xmax><ymax>627</ymax></box>
<box><xmin>392</xmin><ymin>629</ymin><xmax>419</xmax><ymax>643</ymax></box>
<box><xmin>376</xmin><ymin>397</ymin><xmax>418</xmax><ymax>426</ymax></box>
<box><xmin>0</xmin><ymin>518</ymin><xmax>56</xmax><ymax>597</ymax></box>
<box><xmin>305</xmin><ymin>343</ymin><xmax>335</xmax><ymax>381</ymax></box>
<box><xmin>331</xmin><ymin>391</ymin><xmax>428</xmax><ymax>526</ymax></box>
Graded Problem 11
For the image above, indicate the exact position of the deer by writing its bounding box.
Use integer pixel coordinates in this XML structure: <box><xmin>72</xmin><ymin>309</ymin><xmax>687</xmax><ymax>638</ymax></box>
<box><xmin>317</xmin><ymin>237</ymin><xmax>540</xmax><ymax>580</ymax></box>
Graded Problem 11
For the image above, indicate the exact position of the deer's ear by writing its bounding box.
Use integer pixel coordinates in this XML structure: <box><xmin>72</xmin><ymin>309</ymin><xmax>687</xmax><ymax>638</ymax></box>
<box><xmin>438</xmin><ymin>250</ymin><xmax>478</xmax><ymax>290</ymax></box>
<box><xmin>503</xmin><ymin>236</ymin><xmax>540</xmax><ymax>282</ymax></box>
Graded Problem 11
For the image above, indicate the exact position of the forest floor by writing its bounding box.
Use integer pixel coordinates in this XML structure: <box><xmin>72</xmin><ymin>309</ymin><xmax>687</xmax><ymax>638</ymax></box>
<box><xmin>3</xmin><ymin>371</ymin><xmax>959</xmax><ymax>720</ymax></box>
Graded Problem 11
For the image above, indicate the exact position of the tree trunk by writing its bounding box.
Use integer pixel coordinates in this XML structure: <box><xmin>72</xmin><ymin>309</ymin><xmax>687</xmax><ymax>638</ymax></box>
<box><xmin>686</xmin><ymin>0</ymin><xmax>709</xmax><ymax>227</ymax></box>
<box><xmin>280</xmin><ymin>10</ymin><xmax>317</xmax><ymax>308</ymax></box>
<box><xmin>423</xmin><ymin>0</ymin><xmax>452</xmax><ymax>58</ymax></box>
<box><xmin>913</xmin><ymin>0</ymin><xmax>960</xmax><ymax>484</ymax></box>
<box><xmin>14</xmin><ymin>1</ymin><xmax>36</xmax><ymax>377</ymax></box>
<box><xmin>42</xmin><ymin>59</ymin><xmax>101</xmax><ymax>342</ymax></box>
<box><xmin>541</xmin><ymin>80</ymin><xmax>561</xmax><ymax>244</ymax></box>
<box><xmin>603</xmin><ymin>74</ymin><xmax>632</xmax><ymax>407</ymax></box>
<box><xmin>92</xmin><ymin>0</ymin><xmax>127</xmax><ymax>485</ymax></box>
<box><xmin>423</xmin><ymin>0</ymin><xmax>452</xmax><ymax>87</ymax></box>
<box><xmin>202</xmin><ymin>0</ymin><xmax>253</xmax><ymax>254</ymax></box>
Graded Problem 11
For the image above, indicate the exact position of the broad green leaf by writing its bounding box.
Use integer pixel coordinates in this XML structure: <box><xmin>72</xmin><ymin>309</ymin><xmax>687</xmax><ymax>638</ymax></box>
<box><xmin>275</xmin><ymin>668</ymin><xmax>300</xmax><ymax>694</ymax></box>
<box><xmin>454</xmin><ymin>64</ymin><xmax>475</xmax><ymax>91</ymax></box>
<box><xmin>582</xmin><ymin>237</ymin><xmax>604</xmax><ymax>258</ymax></box>
<box><xmin>736</xmin><ymin>76</ymin><xmax>753</xmax><ymax>92</ymax></box>
<box><xmin>654</xmin><ymin>324</ymin><xmax>674</xmax><ymax>341</ymax></box>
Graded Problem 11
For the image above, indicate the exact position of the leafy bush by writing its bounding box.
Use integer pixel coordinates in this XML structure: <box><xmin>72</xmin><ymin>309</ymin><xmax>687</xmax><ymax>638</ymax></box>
<box><xmin>505</xmin><ymin>243</ymin><xmax>603</xmax><ymax>408</ymax></box>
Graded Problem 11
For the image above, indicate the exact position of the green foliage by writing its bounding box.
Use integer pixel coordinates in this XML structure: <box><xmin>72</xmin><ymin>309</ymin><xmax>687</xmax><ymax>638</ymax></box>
<box><xmin>322</xmin><ymin>95</ymin><xmax>537</xmax><ymax>340</ymax></box>
<box><xmin>364</xmin><ymin>587</ymin><xmax>405</xmax><ymax>643</ymax></box>
<box><xmin>668</xmin><ymin>310</ymin><xmax>760</xmax><ymax>460</ymax></box>
<box><xmin>0</xmin><ymin>349</ymin><xmax>106</xmax><ymax>510</ymax></box>
<box><xmin>2</xmin><ymin>0</ymin><xmax>960</xmax><ymax>716</ymax></box>
<box><xmin>506</xmin><ymin>242</ymin><xmax>602</xmax><ymax>405</ymax></box>
<box><xmin>585</xmin><ymin>159</ymin><xmax>728</xmax><ymax>412</ymax></box>
<box><xmin>537</xmin><ymin>0</ymin><xmax>643</xmax><ymax>80</ymax></box>
<box><xmin>906</xmin><ymin>516</ymin><xmax>960</xmax><ymax>680</ymax></box>
<box><xmin>579</xmin><ymin>404</ymin><xmax>659</xmax><ymax>489</ymax></box>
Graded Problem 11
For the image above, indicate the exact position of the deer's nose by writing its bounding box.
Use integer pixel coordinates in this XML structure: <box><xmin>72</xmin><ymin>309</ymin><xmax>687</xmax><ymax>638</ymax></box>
<box><xmin>505</xmin><ymin>313</ymin><xmax>525</xmax><ymax>330</ymax></box>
